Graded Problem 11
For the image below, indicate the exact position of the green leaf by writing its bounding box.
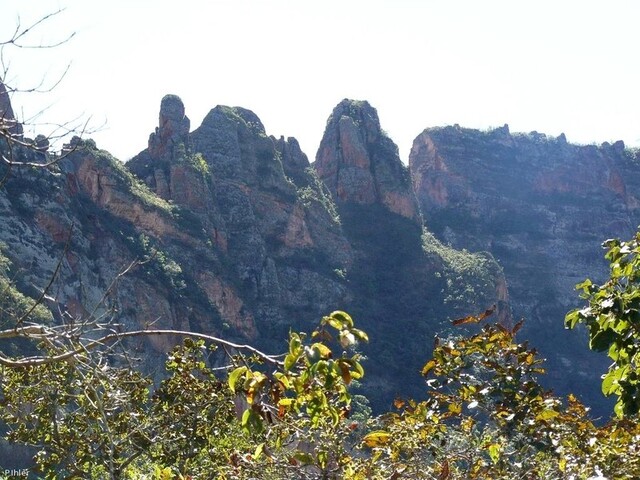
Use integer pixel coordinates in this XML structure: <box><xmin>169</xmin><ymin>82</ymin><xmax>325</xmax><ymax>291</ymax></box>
<box><xmin>274</xmin><ymin>372</ymin><xmax>291</xmax><ymax>389</ymax></box>
<box><xmin>284</xmin><ymin>353</ymin><xmax>298</xmax><ymax>371</ymax></box>
<box><xmin>614</xmin><ymin>399</ymin><xmax>625</xmax><ymax>418</ymax></box>
<box><xmin>575</xmin><ymin>279</ymin><xmax>593</xmax><ymax>292</ymax></box>
<box><xmin>565</xmin><ymin>310</ymin><xmax>581</xmax><ymax>329</ymax></box>
<box><xmin>289</xmin><ymin>333</ymin><xmax>302</xmax><ymax>355</ymax></box>
<box><xmin>535</xmin><ymin>409</ymin><xmax>560</xmax><ymax>421</ymax></box>
<box><xmin>317</xmin><ymin>450</ymin><xmax>328</xmax><ymax>469</ymax></box>
<box><xmin>254</xmin><ymin>442</ymin><xmax>265</xmax><ymax>460</ymax></box>
<box><xmin>311</xmin><ymin>342</ymin><xmax>332</xmax><ymax>360</ymax></box>
<box><xmin>352</xmin><ymin>360</ymin><xmax>364</xmax><ymax>379</ymax></box>
<box><xmin>241</xmin><ymin>409</ymin><xmax>264</xmax><ymax>435</ymax></box>
<box><xmin>228</xmin><ymin>366</ymin><xmax>247</xmax><ymax>394</ymax></box>
<box><xmin>350</xmin><ymin>328</ymin><xmax>369</xmax><ymax>343</ymax></box>
<box><xmin>602</xmin><ymin>367</ymin><xmax>625</xmax><ymax>396</ymax></box>
<box><xmin>329</xmin><ymin>310</ymin><xmax>354</xmax><ymax>328</ymax></box>
<box><xmin>487</xmin><ymin>443</ymin><xmax>501</xmax><ymax>463</ymax></box>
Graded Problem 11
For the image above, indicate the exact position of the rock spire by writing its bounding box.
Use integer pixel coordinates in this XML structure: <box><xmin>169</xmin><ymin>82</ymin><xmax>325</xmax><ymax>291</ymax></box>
<box><xmin>314</xmin><ymin>99</ymin><xmax>420</xmax><ymax>223</ymax></box>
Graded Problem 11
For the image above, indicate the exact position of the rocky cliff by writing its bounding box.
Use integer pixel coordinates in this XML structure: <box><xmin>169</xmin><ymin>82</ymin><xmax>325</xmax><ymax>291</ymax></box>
<box><xmin>316</xmin><ymin>99</ymin><xmax>421</xmax><ymax>223</ymax></box>
<box><xmin>127</xmin><ymin>96</ymin><xmax>354</xmax><ymax>341</ymax></box>
<box><xmin>0</xmin><ymin>94</ymin><xmax>505</xmax><ymax>412</ymax></box>
<box><xmin>410</xmin><ymin>124</ymin><xmax>640</xmax><ymax>412</ymax></box>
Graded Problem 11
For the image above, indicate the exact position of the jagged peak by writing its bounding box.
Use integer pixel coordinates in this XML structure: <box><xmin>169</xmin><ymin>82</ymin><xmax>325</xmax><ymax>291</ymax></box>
<box><xmin>331</xmin><ymin>98</ymin><xmax>378</xmax><ymax>119</ymax></box>
<box><xmin>273</xmin><ymin>135</ymin><xmax>310</xmax><ymax>186</ymax></box>
<box><xmin>315</xmin><ymin>99</ymin><xmax>420</xmax><ymax>223</ymax></box>
<box><xmin>159</xmin><ymin>94</ymin><xmax>187</xmax><ymax>124</ymax></box>
<box><xmin>322</xmin><ymin>98</ymin><xmax>382</xmax><ymax>146</ymax></box>
<box><xmin>147</xmin><ymin>94</ymin><xmax>190</xmax><ymax>160</ymax></box>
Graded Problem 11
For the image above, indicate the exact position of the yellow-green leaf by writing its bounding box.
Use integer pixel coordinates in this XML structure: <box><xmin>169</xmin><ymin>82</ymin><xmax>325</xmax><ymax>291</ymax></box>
<box><xmin>254</xmin><ymin>443</ymin><xmax>265</xmax><ymax>460</ymax></box>
<box><xmin>284</xmin><ymin>353</ymin><xmax>298</xmax><ymax>371</ymax></box>
<box><xmin>487</xmin><ymin>443</ymin><xmax>501</xmax><ymax>463</ymax></box>
<box><xmin>329</xmin><ymin>310</ymin><xmax>354</xmax><ymax>328</ymax></box>
<box><xmin>535</xmin><ymin>409</ymin><xmax>560</xmax><ymax>422</ymax></box>
<box><xmin>422</xmin><ymin>359</ymin><xmax>437</xmax><ymax>376</ymax></box>
<box><xmin>311</xmin><ymin>342</ymin><xmax>332</xmax><ymax>359</ymax></box>
<box><xmin>228</xmin><ymin>366</ymin><xmax>247</xmax><ymax>393</ymax></box>
<box><xmin>363</xmin><ymin>430</ymin><xmax>391</xmax><ymax>448</ymax></box>
<box><xmin>350</xmin><ymin>328</ymin><xmax>369</xmax><ymax>343</ymax></box>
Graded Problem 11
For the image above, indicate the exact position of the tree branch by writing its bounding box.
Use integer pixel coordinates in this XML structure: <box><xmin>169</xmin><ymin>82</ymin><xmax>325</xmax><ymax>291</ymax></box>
<box><xmin>0</xmin><ymin>328</ymin><xmax>283</xmax><ymax>368</ymax></box>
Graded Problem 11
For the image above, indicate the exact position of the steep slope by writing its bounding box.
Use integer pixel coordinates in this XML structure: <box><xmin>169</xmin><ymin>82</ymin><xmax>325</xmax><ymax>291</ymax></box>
<box><xmin>410</xmin><ymin>124</ymin><xmax>640</xmax><ymax>412</ymax></box>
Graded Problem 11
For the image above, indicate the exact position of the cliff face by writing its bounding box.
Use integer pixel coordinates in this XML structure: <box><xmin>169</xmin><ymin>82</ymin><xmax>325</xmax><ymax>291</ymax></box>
<box><xmin>0</xmin><ymin>93</ymin><xmax>506</xmax><ymax>411</ymax></box>
<box><xmin>127</xmin><ymin>97</ymin><xmax>353</xmax><ymax>339</ymax></box>
<box><xmin>410</xmin><ymin>124</ymin><xmax>640</xmax><ymax>410</ymax></box>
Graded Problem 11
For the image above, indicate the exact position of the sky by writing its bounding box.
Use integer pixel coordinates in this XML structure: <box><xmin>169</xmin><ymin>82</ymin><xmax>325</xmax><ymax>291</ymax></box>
<box><xmin>1</xmin><ymin>0</ymin><xmax>639</xmax><ymax>163</ymax></box>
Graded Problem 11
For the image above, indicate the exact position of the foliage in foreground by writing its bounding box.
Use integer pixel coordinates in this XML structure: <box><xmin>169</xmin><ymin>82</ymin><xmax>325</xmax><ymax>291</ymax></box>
<box><xmin>3</xmin><ymin>229</ymin><xmax>640</xmax><ymax>478</ymax></box>
<box><xmin>566</xmin><ymin>231</ymin><xmax>640</xmax><ymax>417</ymax></box>
<box><xmin>0</xmin><ymin>307</ymin><xmax>639</xmax><ymax>479</ymax></box>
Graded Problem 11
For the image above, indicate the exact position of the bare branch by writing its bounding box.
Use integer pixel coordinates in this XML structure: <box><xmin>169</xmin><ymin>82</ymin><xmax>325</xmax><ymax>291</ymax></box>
<box><xmin>0</xmin><ymin>324</ymin><xmax>49</xmax><ymax>340</ymax></box>
<box><xmin>0</xmin><ymin>9</ymin><xmax>75</xmax><ymax>50</ymax></box>
<box><xmin>0</xmin><ymin>328</ymin><xmax>283</xmax><ymax>368</ymax></box>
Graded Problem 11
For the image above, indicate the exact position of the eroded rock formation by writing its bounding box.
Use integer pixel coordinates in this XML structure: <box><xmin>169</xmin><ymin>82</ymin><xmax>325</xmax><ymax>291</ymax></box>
<box><xmin>316</xmin><ymin>99</ymin><xmax>421</xmax><ymax>223</ymax></box>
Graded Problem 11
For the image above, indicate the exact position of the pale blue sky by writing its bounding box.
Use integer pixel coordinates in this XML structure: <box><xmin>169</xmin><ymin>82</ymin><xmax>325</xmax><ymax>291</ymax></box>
<box><xmin>2</xmin><ymin>0</ymin><xmax>639</xmax><ymax>162</ymax></box>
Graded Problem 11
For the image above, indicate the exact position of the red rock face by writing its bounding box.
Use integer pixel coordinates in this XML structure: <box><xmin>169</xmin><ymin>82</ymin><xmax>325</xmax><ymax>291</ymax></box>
<box><xmin>284</xmin><ymin>203</ymin><xmax>313</xmax><ymax>248</ymax></box>
<box><xmin>168</xmin><ymin>164</ymin><xmax>209</xmax><ymax>212</ymax></box>
<box><xmin>409</xmin><ymin>130</ymin><xmax>473</xmax><ymax>212</ymax></box>
<box><xmin>315</xmin><ymin>99</ymin><xmax>420</xmax><ymax>223</ymax></box>
<box><xmin>67</xmin><ymin>153</ymin><xmax>191</xmax><ymax>243</ymax></box>
<box><xmin>532</xmin><ymin>148</ymin><xmax>628</xmax><ymax>199</ymax></box>
<box><xmin>198</xmin><ymin>273</ymin><xmax>257</xmax><ymax>340</ymax></box>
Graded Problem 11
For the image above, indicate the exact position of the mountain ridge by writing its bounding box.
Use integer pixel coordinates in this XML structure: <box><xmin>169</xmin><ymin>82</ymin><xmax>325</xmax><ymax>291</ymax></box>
<box><xmin>2</xmin><ymin>86</ymin><xmax>636</xmax><ymax>414</ymax></box>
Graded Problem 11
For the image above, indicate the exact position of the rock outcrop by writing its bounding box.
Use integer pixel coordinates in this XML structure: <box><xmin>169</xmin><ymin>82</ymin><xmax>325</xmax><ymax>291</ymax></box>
<box><xmin>129</xmin><ymin>98</ymin><xmax>354</xmax><ymax>341</ymax></box>
<box><xmin>148</xmin><ymin>94</ymin><xmax>191</xmax><ymax>160</ymax></box>
<box><xmin>316</xmin><ymin>99</ymin><xmax>421</xmax><ymax>223</ymax></box>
